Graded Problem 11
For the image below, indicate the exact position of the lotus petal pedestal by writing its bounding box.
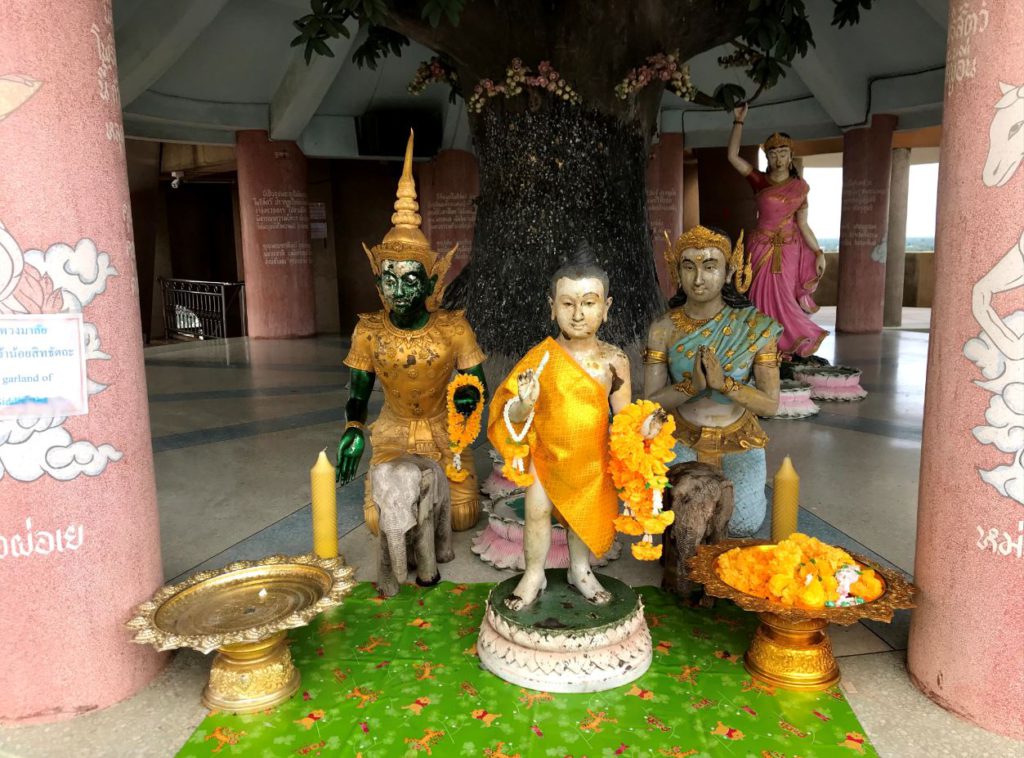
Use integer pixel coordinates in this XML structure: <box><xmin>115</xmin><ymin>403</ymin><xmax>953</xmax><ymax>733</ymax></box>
<box><xmin>128</xmin><ymin>554</ymin><xmax>355</xmax><ymax>714</ymax></box>
<box><xmin>771</xmin><ymin>379</ymin><xmax>821</xmax><ymax>419</ymax></box>
<box><xmin>472</xmin><ymin>494</ymin><xmax>621</xmax><ymax>571</ymax></box>
<box><xmin>791</xmin><ymin>365</ymin><xmax>868</xmax><ymax>402</ymax></box>
<box><xmin>477</xmin><ymin>570</ymin><xmax>651</xmax><ymax>693</ymax></box>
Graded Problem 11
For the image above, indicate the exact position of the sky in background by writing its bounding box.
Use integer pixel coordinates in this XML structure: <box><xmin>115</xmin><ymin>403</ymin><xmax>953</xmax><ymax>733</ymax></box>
<box><xmin>802</xmin><ymin>163</ymin><xmax>939</xmax><ymax>240</ymax></box>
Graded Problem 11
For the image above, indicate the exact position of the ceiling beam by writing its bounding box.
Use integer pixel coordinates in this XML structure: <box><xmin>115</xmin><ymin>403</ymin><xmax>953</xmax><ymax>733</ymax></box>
<box><xmin>270</xmin><ymin>22</ymin><xmax>358</xmax><ymax>142</ymax></box>
<box><xmin>790</xmin><ymin>49</ymin><xmax>867</xmax><ymax>127</ymax></box>
<box><xmin>116</xmin><ymin>0</ymin><xmax>230</xmax><ymax>107</ymax></box>
<box><xmin>122</xmin><ymin>114</ymin><xmax>235</xmax><ymax>146</ymax></box>
<box><xmin>677</xmin><ymin>97</ymin><xmax>840</xmax><ymax>149</ymax></box>
<box><xmin>914</xmin><ymin>0</ymin><xmax>949</xmax><ymax>28</ymax></box>
<box><xmin>124</xmin><ymin>91</ymin><xmax>268</xmax><ymax>131</ymax></box>
<box><xmin>298</xmin><ymin>116</ymin><xmax>360</xmax><ymax>158</ymax></box>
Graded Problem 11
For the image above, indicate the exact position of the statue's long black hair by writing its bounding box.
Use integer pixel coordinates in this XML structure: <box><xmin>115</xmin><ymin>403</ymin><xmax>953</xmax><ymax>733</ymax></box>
<box><xmin>666</xmin><ymin>225</ymin><xmax>753</xmax><ymax>309</ymax></box>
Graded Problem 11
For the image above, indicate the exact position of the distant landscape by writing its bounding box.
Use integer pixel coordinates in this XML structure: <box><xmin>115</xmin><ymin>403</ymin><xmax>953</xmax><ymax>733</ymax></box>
<box><xmin>817</xmin><ymin>237</ymin><xmax>934</xmax><ymax>253</ymax></box>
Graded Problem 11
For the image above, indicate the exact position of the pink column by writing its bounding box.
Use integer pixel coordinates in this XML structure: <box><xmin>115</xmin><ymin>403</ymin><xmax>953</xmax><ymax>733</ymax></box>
<box><xmin>0</xmin><ymin>0</ymin><xmax>165</xmax><ymax>723</ymax></box>
<box><xmin>418</xmin><ymin>149</ymin><xmax>479</xmax><ymax>283</ymax></box>
<box><xmin>836</xmin><ymin>114</ymin><xmax>897</xmax><ymax>333</ymax></box>
<box><xmin>236</xmin><ymin>131</ymin><xmax>316</xmax><ymax>338</ymax></box>
<box><xmin>646</xmin><ymin>133</ymin><xmax>685</xmax><ymax>298</ymax></box>
<box><xmin>909</xmin><ymin>0</ymin><xmax>1024</xmax><ymax>739</ymax></box>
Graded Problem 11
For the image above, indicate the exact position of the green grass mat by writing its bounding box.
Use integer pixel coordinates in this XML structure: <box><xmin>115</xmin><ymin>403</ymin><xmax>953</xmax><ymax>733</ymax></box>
<box><xmin>178</xmin><ymin>582</ymin><xmax>877</xmax><ymax>757</ymax></box>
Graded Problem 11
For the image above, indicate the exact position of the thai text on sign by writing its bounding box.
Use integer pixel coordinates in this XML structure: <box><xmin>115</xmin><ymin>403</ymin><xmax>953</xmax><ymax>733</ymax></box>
<box><xmin>0</xmin><ymin>314</ymin><xmax>89</xmax><ymax>418</ymax></box>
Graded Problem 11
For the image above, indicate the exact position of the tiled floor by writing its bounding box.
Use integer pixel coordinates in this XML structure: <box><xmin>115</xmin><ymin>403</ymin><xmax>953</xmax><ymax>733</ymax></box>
<box><xmin>2</xmin><ymin>307</ymin><xmax>1021</xmax><ymax>757</ymax></box>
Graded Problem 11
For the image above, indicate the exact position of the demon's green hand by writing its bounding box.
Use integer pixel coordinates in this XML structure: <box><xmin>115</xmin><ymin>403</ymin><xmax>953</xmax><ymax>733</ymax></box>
<box><xmin>336</xmin><ymin>428</ymin><xmax>365</xmax><ymax>484</ymax></box>
<box><xmin>336</xmin><ymin>368</ymin><xmax>375</xmax><ymax>483</ymax></box>
<box><xmin>454</xmin><ymin>363</ymin><xmax>488</xmax><ymax>418</ymax></box>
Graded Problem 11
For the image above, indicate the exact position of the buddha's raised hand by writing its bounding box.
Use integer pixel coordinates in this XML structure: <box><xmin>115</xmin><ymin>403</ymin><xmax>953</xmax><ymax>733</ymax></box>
<box><xmin>640</xmin><ymin>407</ymin><xmax>669</xmax><ymax>440</ymax></box>
<box><xmin>516</xmin><ymin>369</ymin><xmax>540</xmax><ymax>408</ymax></box>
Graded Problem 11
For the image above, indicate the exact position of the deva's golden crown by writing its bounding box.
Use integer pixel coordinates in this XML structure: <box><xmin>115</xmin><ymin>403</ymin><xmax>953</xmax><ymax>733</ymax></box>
<box><xmin>761</xmin><ymin>132</ymin><xmax>793</xmax><ymax>153</ymax></box>
<box><xmin>663</xmin><ymin>225</ymin><xmax>752</xmax><ymax>293</ymax></box>
<box><xmin>362</xmin><ymin>130</ymin><xmax>457</xmax><ymax>311</ymax></box>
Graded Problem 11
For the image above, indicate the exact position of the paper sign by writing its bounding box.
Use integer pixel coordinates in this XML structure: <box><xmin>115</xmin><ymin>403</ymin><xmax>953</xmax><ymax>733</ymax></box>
<box><xmin>0</xmin><ymin>314</ymin><xmax>89</xmax><ymax>418</ymax></box>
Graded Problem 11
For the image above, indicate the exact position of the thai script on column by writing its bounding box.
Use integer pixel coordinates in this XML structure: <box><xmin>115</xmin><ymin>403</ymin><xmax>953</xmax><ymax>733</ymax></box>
<box><xmin>975</xmin><ymin>520</ymin><xmax>1024</xmax><ymax>559</ymax></box>
<box><xmin>946</xmin><ymin>0</ymin><xmax>990</xmax><ymax>95</ymax></box>
<box><xmin>0</xmin><ymin>518</ymin><xmax>85</xmax><ymax>560</ymax></box>
<box><xmin>429</xmin><ymin>191</ymin><xmax>476</xmax><ymax>259</ymax></box>
<box><xmin>254</xmin><ymin>189</ymin><xmax>313</xmax><ymax>266</ymax></box>
<box><xmin>90</xmin><ymin>18</ymin><xmax>124</xmax><ymax>148</ymax></box>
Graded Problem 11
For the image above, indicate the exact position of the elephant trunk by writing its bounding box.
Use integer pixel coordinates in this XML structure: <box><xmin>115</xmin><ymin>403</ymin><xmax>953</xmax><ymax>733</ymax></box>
<box><xmin>384</xmin><ymin>527</ymin><xmax>408</xmax><ymax>585</ymax></box>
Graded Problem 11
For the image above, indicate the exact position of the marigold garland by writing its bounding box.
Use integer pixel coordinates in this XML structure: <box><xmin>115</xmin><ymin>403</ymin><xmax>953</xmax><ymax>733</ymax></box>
<box><xmin>715</xmin><ymin>533</ymin><xmax>886</xmax><ymax>610</ymax></box>
<box><xmin>445</xmin><ymin>374</ymin><xmax>485</xmax><ymax>482</ymax></box>
<box><xmin>607</xmin><ymin>399</ymin><xmax>677</xmax><ymax>561</ymax></box>
<box><xmin>500</xmin><ymin>433</ymin><xmax>535</xmax><ymax>487</ymax></box>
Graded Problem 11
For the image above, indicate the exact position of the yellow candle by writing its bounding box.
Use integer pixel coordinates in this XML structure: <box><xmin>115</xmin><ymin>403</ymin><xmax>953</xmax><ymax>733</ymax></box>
<box><xmin>771</xmin><ymin>455</ymin><xmax>800</xmax><ymax>542</ymax></box>
<box><xmin>311</xmin><ymin>449</ymin><xmax>338</xmax><ymax>558</ymax></box>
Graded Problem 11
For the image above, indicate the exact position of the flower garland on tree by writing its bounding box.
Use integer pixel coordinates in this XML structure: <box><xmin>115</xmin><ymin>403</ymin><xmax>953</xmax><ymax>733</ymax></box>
<box><xmin>408</xmin><ymin>56</ymin><xmax>459</xmax><ymax>96</ymax></box>
<box><xmin>615</xmin><ymin>50</ymin><xmax>696</xmax><ymax>102</ymax></box>
<box><xmin>608</xmin><ymin>399</ymin><xmax>677</xmax><ymax>561</ymax></box>
<box><xmin>445</xmin><ymin>374</ymin><xmax>485</xmax><ymax>482</ymax></box>
<box><xmin>467</xmin><ymin>59</ymin><xmax>582</xmax><ymax>113</ymax></box>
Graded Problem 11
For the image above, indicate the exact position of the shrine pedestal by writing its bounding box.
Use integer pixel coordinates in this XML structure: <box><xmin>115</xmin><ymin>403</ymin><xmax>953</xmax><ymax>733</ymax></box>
<box><xmin>477</xmin><ymin>570</ymin><xmax>651</xmax><ymax>693</ymax></box>
<box><xmin>791</xmin><ymin>365</ymin><xmax>868</xmax><ymax>402</ymax></box>
<box><xmin>771</xmin><ymin>380</ymin><xmax>821</xmax><ymax>419</ymax></box>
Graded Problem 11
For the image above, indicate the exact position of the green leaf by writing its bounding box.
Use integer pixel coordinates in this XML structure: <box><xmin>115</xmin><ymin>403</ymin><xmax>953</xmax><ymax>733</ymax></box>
<box><xmin>312</xmin><ymin>38</ymin><xmax>335</xmax><ymax>57</ymax></box>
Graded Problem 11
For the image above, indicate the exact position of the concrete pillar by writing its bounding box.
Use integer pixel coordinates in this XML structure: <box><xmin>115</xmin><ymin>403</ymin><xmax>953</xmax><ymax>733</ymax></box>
<box><xmin>884</xmin><ymin>147</ymin><xmax>911</xmax><ymax>326</ymax></box>
<box><xmin>0</xmin><ymin>0</ymin><xmax>165</xmax><ymax>723</ymax></box>
<box><xmin>646</xmin><ymin>133</ymin><xmax>685</xmax><ymax>298</ymax></box>
<box><xmin>683</xmin><ymin>149</ymin><xmax>700</xmax><ymax>230</ymax></box>
<box><xmin>235</xmin><ymin>130</ymin><xmax>315</xmax><ymax>338</ymax></box>
<box><xmin>307</xmin><ymin>159</ymin><xmax>340</xmax><ymax>335</ymax></box>
<box><xmin>909</xmin><ymin>0</ymin><xmax>1024</xmax><ymax>739</ymax></box>
<box><xmin>836</xmin><ymin>114</ymin><xmax>897</xmax><ymax>333</ymax></box>
<box><xmin>418</xmin><ymin>149</ymin><xmax>479</xmax><ymax>284</ymax></box>
<box><xmin>125</xmin><ymin>139</ymin><xmax>161</xmax><ymax>342</ymax></box>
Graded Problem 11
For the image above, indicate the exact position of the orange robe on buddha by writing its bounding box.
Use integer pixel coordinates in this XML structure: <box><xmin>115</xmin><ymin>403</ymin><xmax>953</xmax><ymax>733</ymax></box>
<box><xmin>487</xmin><ymin>337</ymin><xmax>619</xmax><ymax>558</ymax></box>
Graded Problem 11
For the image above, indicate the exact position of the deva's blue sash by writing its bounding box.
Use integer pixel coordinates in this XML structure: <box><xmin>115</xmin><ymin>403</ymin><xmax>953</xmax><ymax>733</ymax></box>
<box><xmin>667</xmin><ymin>305</ymin><xmax>782</xmax><ymax>405</ymax></box>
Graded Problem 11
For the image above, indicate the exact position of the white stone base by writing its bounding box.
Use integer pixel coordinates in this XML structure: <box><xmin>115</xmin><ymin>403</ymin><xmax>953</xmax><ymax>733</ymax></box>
<box><xmin>477</xmin><ymin>594</ymin><xmax>652</xmax><ymax>693</ymax></box>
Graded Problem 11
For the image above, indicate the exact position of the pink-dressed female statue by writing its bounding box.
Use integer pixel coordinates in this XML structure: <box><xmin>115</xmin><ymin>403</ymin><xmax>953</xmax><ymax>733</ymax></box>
<box><xmin>727</xmin><ymin>104</ymin><xmax>828</xmax><ymax>358</ymax></box>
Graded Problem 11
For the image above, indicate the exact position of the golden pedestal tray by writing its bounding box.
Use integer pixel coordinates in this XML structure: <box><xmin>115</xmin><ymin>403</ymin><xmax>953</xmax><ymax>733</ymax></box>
<box><xmin>127</xmin><ymin>554</ymin><xmax>355</xmax><ymax>713</ymax></box>
<box><xmin>689</xmin><ymin>539</ymin><xmax>916</xmax><ymax>691</ymax></box>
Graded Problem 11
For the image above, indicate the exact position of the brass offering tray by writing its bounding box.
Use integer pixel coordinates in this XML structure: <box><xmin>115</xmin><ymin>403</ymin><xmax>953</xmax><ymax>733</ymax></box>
<box><xmin>688</xmin><ymin>539</ymin><xmax>916</xmax><ymax>691</ymax></box>
<box><xmin>128</xmin><ymin>554</ymin><xmax>355</xmax><ymax>713</ymax></box>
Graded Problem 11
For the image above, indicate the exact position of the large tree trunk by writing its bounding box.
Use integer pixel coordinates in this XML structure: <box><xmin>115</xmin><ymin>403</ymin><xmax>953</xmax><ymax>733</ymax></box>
<box><xmin>382</xmin><ymin>1</ymin><xmax>746</xmax><ymax>360</ymax></box>
<box><xmin>463</xmin><ymin>96</ymin><xmax>663</xmax><ymax>358</ymax></box>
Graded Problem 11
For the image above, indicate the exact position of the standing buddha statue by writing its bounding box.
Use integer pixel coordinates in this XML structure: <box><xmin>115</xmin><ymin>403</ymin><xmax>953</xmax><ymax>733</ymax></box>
<box><xmin>336</xmin><ymin>131</ymin><xmax>487</xmax><ymax>533</ymax></box>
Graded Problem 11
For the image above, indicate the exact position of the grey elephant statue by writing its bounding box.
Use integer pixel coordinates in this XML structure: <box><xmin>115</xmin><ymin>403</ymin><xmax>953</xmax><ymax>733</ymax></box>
<box><xmin>371</xmin><ymin>455</ymin><xmax>455</xmax><ymax>597</ymax></box>
<box><xmin>662</xmin><ymin>461</ymin><xmax>735</xmax><ymax>602</ymax></box>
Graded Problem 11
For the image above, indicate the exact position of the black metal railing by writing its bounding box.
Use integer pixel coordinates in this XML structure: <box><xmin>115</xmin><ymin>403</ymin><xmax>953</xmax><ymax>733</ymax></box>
<box><xmin>159</xmin><ymin>278</ymin><xmax>246</xmax><ymax>340</ymax></box>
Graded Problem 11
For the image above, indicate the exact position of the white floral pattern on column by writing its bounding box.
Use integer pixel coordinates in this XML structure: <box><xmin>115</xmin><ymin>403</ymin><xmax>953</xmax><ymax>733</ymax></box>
<box><xmin>0</xmin><ymin>221</ymin><xmax>122</xmax><ymax>482</ymax></box>
<box><xmin>964</xmin><ymin>81</ymin><xmax>1024</xmax><ymax>506</ymax></box>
